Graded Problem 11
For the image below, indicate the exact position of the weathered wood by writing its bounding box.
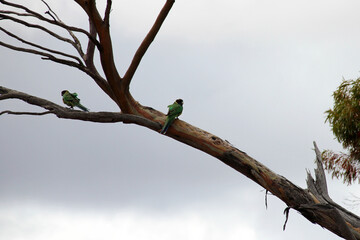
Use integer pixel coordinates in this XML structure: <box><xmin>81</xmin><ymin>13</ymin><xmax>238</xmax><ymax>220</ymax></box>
<box><xmin>304</xmin><ymin>142</ymin><xmax>360</xmax><ymax>239</ymax></box>
<box><xmin>1</xmin><ymin>1</ymin><xmax>360</xmax><ymax>239</ymax></box>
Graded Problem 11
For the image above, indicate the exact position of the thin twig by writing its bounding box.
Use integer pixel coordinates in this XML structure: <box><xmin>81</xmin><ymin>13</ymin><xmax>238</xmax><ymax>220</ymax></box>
<box><xmin>0</xmin><ymin>40</ymin><xmax>84</xmax><ymax>69</ymax></box>
<box><xmin>265</xmin><ymin>190</ymin><xmax>268</xmax><ymax>209</ymax></box>
<box><xmin>0</xmin><ymin>0</ymin><xmax>100</xmax><ymax>48</ymax></box>
<box><xmin>0</xmin><ymin>13</ymin><xmax>76</xmax><ymax>47</ymax></box>
<box><xmin>0</xmin><ymin>27</ymin><xmax>83</xmax><ymax>64</ymax></box>
<box><xmin>45</xmin><ymin>10</ymin><xmax>56</xmax><ymax>21</ymax></box>
<box><xmin>0</xmin><ymin>38</ymin><xmax>112</xmax><ymax>100</ymax></box>
<box><xmin>0</xmin><ymin>10</ymin><xmax>33</xmax><ymax>17</ymax></box>
<box><xmin>0</xmin><ymin>110</ymin><xmax>54</xmax><ymax>116</ymax></box>
<box><xmin>0</xmin><ymin>40</ymin><xmax>60</xmax><ymax>59</ymax></box>
<box><xmin>283</xmin><ymin>207</ymin><xmax>291</xmax><ymax>231</ymax></box>
<box><xmin>0</xmin><ymin>40</ymin><xmax>100</xmax><ymax>81</ymax></box>
<box><xmin>41</xmin><ymin>0</ymin><xmax>85</xmax><ymax>58</ymax></box>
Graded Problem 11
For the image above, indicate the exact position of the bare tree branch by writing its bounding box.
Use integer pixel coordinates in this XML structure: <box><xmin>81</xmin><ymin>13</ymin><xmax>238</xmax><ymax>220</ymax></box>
<box><xmin>0</xmin><ymin>30</ymin><xmax>113</xmax><ymax>103</ymax></box>
<box><xmin>0</xmin><ymin>40</ymin><xmax>68</xmax><ymax>61</ymax></box>
<box><xmin>0</xmin><ymin>86</ymin><xmax>160</xmax><ymax>128</ymax></box>
<box><xmin>122</xmin><ymin>0</ymin><xmax>175</xmax><ymax>87</ymax></box>
<box><xmin>0</xmin><ymin>40</ymin><xmax>88</xmax><ymax>71</ymax></box>
<box><xmin>0</xmin><ymin>10</ymin><xmax>33</xmax><ymax>17</ymax></box>
<box><xmin>300</xmin><ymin>142</ymin><xmax>360</xmax><ymax>239</ymax></box>
<box><xmin>0</xmin><ymin>13</ymin><xmax>77</xmax><ymax>46</ymax></box>
<box><xmin>0</xmin><ymin>110</ymin><xmax>54</xmax><ymax>116</ymax></box>
<box><xmin>82</xmin><ymin>18</ymin><xmax>116</xmax><ymax>102</ymax></box>
<box><xmin>85</xmin><ymin>18</ymin><xmax>97</xmax><ymax>66</ymax></box>
<box><xmin>41</xmin><ymin>0</ymin><xmax>85</xmax><ymax>58</ymax></box>
<box><xmin>0</xmin><ymin>0</ymin><xmax>100</xmax><ymax>48</ymax></box>
<box><xmin>2</xmin><ymin>2</ymin><xmax>360</xmax><ymax>239</ymax></box>
<box><xmin>0</xmin><ymin>27</ymin><xmax>82</xmax><ymax>63</ymax></box>
<box><xmin>103</xmin><ymin>0</ymin><xmax>111</xmax><ymax>26</ymax></box>
<box><xmin>3</xmin><ymin>81</ymin><xmax>360</xmax><ymax>239</ymax></box>
<box><xmin>0</xmin><ymin>38</ymin><xmax>111</xmax><ymax>100</ymax></box>
<box><xmin>1</xmin><ymin>1</ymin><xmax>114</xmax><ymax>102</ymax></box>
<box><xmin>75</xmin><ymin>0</ymin><xmax>125</xmax><ymax>111</ymax></box>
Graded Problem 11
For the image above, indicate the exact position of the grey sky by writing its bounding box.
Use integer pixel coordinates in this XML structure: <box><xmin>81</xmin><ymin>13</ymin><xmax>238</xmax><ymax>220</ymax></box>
<box><xmin>1</xmin><ymin>0</ymin><xmax>360</xmax><ymax>239</ymax></box>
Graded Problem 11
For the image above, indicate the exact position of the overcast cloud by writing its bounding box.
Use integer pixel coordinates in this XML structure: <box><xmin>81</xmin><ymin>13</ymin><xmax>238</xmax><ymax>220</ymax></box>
<box><xmin>1</xmin><ymin>0</ymin><xmax>360</xmax><ymax>239</ymax></box>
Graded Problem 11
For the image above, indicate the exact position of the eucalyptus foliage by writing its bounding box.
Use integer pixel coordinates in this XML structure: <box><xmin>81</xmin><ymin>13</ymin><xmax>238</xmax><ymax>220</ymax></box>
<box><xmin>323</xmin><ymin>78</ymin><xmax>360</xmax><ymax>184</ymax></box>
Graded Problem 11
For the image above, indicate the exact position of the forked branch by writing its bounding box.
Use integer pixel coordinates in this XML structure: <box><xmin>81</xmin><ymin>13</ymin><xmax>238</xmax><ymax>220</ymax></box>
<box><xmin>0</xmin><ymin>0</ymin><xmax>113</xmax><ymax>101</ymax></box>
<box><xmin>74</xmin><ymin>0</ymin><xmax>175</xmax><ymax>113</ymax></box>
<box><xmin>0</xmin><ymin>26</ymin><xmax>82</xmax><ymax>63</ymax></box>
<box><xmin>0</xmin><ymin>13</ymin><xmax>77</xmax><ymax>47</ymax></box>
<box><xmin>41</xmin><ymin>0</ymin><xmax>85</xmax><ymax>58</ymax></box>
<box><xmin>0</xmin><ymin>0</ymin><xmax>100</xmax><ymax>47</ymax></box>
<box><xmin>1</xmin><ymin>1</ymin><xmax>360</xmax><ymax>239</ymax></box>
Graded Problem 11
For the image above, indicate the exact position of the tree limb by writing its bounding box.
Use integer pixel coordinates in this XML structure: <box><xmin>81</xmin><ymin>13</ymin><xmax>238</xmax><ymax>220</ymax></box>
<box><xmin>0</xmin><ymin>30</ymin><xmax>114</xmax><ymax>104</ymax></box>
<box><xmin>0</xmin><ymin>27</ymin><xmax>82</xmax><ymax>63</ymax></box>
<box><xmin>103</xmin><ymin>0</ymin><xmax>112</xmax><ymax>26</ymax></box>
<box><xmin>122</xmin><ymin>0</ymin><xmax>175</xmax><ymax>87</ymax></box>
<box><xmin>0</xmin><ymin>0</ymin><xmax>100</xmax><ymax>48</ymax></box>
<box><xmin>0</xmin><ymin>13</ymin><xmax>77</xmax><ymax>47</ymax></box>
<box><xmin>0</xmin><ymin>38</ymin><xmax>106</xmax><ymax>82</ymax></box>
<box><xmin>304</xmin><ymin>142</ymin><xmax>360</xmax><ymax>239</ymax></box>
<box><xmin>2</xmin><ymin>1</ymin><xmax>360</xmax><ymax>239</ymax></box>
<box><xmin>1</xmin><ymin>1</ymin><xmax>115</xmax><ymax>103</ymax></box>
<box><xmin>0</xmin><ymin>40</ymin><xmax>82</xmax><ymax>65</ymax></box>
<box><xmin>85</xmin><ymin>17</ymin><xmax>97</xmax><ymax>68</ymax></box>
<box><xmin>0</xmin><ymin>10</ymin><xmax>33</xmax><ymax>17</ymax></box>
<box><xmin>41</xmin><ymin>0</ymin><xmax>85</xmax><ymax>58</ymax></box>
<box><xmin>82</xmin><ymin>12</ymin><xmax>116</xmax><ymax>102</ymax></box>
<box><xmin>0</xmin><ymin>86</ymin><xmax>160</xmax><ymax>128</ymax></box>
<box><xmin>0</xmin><ymin>110</ymin><xmax>54</xmax><ymax>116</ymax></box>
<box><xmin>3</xmin><ymin>82</ymin><xmax>360</xmax><ymax>239</ymax></box>
<box><xmin>0</xmin><ymin>38</ymin><xmax>112</xmax><ymax>100</ymax></box>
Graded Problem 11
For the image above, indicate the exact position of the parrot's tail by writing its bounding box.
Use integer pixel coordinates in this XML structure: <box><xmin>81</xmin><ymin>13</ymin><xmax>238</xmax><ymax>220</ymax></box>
<box><xmin>160</xmin><ymin>123</ymin><xmax>170</xmax><ymax>134</ymax></box>
<box><xmin>77</xmin><ymin>104</ymin><xmax>89</xmax><ymax>112</ymax></box>
<box><xmin>160</xmin><ymin>118</ymin><xmax>172</xmax><ymax>134</ymax></box>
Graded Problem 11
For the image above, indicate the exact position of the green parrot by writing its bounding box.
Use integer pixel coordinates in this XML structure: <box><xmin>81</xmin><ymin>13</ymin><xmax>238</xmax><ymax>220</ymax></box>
<box><xmin>160</xmin><ymin>99</ymin><xmax>184</xmax><ymax>134</ymax></box>
<box><xmin>61</xmin><ymin>90</ymin><xmax>89</xmax><ymax>112</ymax></box>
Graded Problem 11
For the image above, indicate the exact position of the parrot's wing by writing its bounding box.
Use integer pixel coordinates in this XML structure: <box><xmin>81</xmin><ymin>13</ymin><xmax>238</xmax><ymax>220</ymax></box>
<box><xmin>64</xmin><ymin>93</ymin><xmax>80</xmax><ymax>105</ymax></box>
<box><xmin>63</xmin><ymin>93</ymin><xmax>72</xmax><ymax>101</ymax></box>
<box><xmin>71</xmin><ymin>93</ymin><xmax>81</xmax><ymax>102</ymax></box>
<box><xmin>167</xmin><ymin>103</ymin><xmax>183</xmax><ymax>117</ymax></box>
<box><xmin>166</xmin><ymin>103</ymin><xmax>176</xmax><ymax>115</ymax></box>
